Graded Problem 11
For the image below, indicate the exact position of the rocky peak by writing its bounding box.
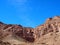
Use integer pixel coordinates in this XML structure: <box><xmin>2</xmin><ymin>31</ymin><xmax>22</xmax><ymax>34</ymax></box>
<box><xmin>35</xmin><ymin>16</ymin><xmax>60</xmax><ymax>38</ymax></box>
<box><xmin>0</xmin><ymin>22</ymin><xmax>35</xmax><ymax>42</ymax></box>
<box><xmin>46</xmin><ymin>18</ymin><xmax>52</xmax><ymax>23</ymax></box>
<box><xmin>0</xmin><ymin>22</ymin><xmax>4</xmax><ymax>24</ymax></box>
<box><xmin>53</xmin><ymin>16</ymin><xmax>60</xmax><ymax>19</ymax></box>
<box><xmin>0</xmin><ymin>16</ymin><xmax>60</xmax><ymax>43</ymax></box>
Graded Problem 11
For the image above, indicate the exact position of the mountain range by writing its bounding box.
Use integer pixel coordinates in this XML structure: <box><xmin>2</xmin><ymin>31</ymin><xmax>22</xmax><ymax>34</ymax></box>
<box><xmin>0</xmin><ymin>16</ymin><xmax>60</xmax><ymax>45</ymax></box>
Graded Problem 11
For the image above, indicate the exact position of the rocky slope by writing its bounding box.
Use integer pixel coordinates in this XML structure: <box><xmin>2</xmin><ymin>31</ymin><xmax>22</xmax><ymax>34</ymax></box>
<box><xmin>0</xmin><ymin>16</ymin><xmax>60</xmax><ymax>45</ymax></box>
<box><xmin>35</xmin><ymin>16</ymin><xmax>60</xmax><ymax>38</ymax></box>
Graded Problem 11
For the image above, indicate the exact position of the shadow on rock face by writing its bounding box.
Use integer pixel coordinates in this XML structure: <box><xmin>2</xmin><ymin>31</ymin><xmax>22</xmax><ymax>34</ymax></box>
<box><xmin>25</xmin><ymin>37</ymin><xmax>35</xmax><ymax>42</ymax></box>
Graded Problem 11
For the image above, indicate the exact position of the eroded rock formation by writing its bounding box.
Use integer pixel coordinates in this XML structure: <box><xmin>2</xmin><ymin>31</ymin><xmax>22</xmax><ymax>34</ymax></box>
<box><xmin>0</xmin><ymin>23</ymin><xmax>35</xmax><ymax>42</ymax></box>
<box><xmin>35</xmin><ymin>16</ymin><xmax>60</xmax><ymax>38</ymax></box>
<box><xmin>0</xmin><ymin>16</ymin><xmax>60</xmax><ymax>45</ymax></box>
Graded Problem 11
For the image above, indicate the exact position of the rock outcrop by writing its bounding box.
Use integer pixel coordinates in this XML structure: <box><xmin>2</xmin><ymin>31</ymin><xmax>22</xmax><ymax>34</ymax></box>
<box><xmin>35</xmin><ymin>16</ymin><xmax>60</xmax><ymax>38</ymax></box>
<box><xmin>0</xmin><ymin>23</ymin><xmax>35</xmax><ymax>42</ymax></box>
<box><xmin>14</xmin><ymin>27</ymin><xmax>35</xmax><ymax>42</ymax></box>
<box><xmin>0</xmin><ymin>16</ymin><xmax>60</xmax><ymax>45</ymax></box>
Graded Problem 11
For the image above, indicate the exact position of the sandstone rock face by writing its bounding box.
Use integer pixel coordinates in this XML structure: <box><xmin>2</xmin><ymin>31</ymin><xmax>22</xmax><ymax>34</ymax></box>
<box><xmin>0</xmin><ymin>22</ymin><xmax>35</xmax><ymax>42</ymax></box>
<box><xmin>35</xmin><ymin>16</ymin><xmax>60</xmax><ymax>38</ymax></box>
<box><xmin>14</xmin><ymin>27</ymin><xmax>35</xmax><ymax>42</ymax></box>
<box><xmin>0</xmin><ymin>41</ymin><xmax>11</xmax><ymax>45</ymax></box>
<box><xmin>0</xmin><ymin>16</ymin><xmax>60</xmax><ymax>45</ymax></box>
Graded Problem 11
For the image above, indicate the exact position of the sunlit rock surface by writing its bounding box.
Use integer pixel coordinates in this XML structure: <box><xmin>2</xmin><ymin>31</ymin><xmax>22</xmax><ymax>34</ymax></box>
<box><xmin>0</xmin><ymin>16</ymin><xmax>60</xmax><ymax>45</ymax></box>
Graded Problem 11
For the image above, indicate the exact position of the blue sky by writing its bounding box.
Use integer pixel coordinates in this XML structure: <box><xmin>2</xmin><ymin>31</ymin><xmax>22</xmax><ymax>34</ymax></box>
<box><xmin>0</xmin><ymin>0</ymin><xmax>60</xmax><ymax>27</ymax></box>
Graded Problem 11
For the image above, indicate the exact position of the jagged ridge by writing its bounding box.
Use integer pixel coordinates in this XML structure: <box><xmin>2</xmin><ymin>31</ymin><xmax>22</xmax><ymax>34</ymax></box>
<box><xmin>0</xmin><ymin>16</ymin><xmax>60</xmax><ymax>45</ymax></box>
